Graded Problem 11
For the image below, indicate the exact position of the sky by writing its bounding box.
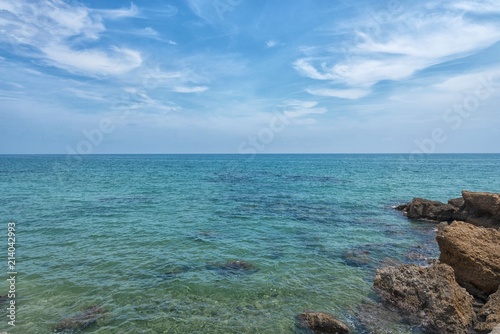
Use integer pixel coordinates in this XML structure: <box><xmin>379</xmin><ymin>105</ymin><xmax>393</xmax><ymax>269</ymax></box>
<box><xmin>0</xmin><ymin>0</ymin><xmax>499</xmax><ymax>154</ymax></box>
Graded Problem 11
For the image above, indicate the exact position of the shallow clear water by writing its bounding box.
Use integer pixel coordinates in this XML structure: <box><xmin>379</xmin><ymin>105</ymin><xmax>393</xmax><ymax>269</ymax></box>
<box><xmin>1</xmin><ymin>154</ymin><xmax>499</xmax><ymax>333</ymax></box>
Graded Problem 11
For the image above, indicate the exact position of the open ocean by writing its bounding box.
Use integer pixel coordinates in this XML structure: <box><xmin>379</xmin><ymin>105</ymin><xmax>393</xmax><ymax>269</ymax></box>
<box><xmin>1</xmin><ymin>154</ymin><xmax>500</xmax><ymax>333</ymax></box>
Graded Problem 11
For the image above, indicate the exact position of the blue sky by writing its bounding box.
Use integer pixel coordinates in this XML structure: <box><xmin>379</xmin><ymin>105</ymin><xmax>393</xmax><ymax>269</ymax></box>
<box><xmin>0</xmin><ymin>0</ymin><xmax>499</xmax><ymax>154</ymax></box>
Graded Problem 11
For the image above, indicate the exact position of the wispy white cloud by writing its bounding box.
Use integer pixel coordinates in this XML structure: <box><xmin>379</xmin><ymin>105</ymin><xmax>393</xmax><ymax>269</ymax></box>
<box><xmin>266</xmin><ymin>40</ymin><xmax>278</xmax><ymax>48</ymax></box>
<box><xmin>433</xmin><ymin>67</ymin><xmax>500</xmax><ymax>93</ymax></box>
<box><xmin>293</xmin><ymin>59</ymin><xmax>335</xmax><ymax>80</ymax></box>
<box><xmin>186</xmin><ymin>0</ymin><xmax>242</xmax><ymax>25</ymax></box>
<box><xmin>172</xmin><ymin>86</ymin><xmax>208</xmax><ymax>93</ymax></box>
<box><xmin>118</xmin><ymin>87</ymin><xmax>180</xmax><ymax>112</ymax></box>
<box><xmin>134</xmin><ymin>27</ymin><xmax>161</xmax><ymax>39</ymax></box>
<box><xmin>280</xmin><ymin>100</ymin><xmax>327</xmax><ymax>125</ymax></box>
<box><xmin>0</xmin><ymin>0</ymin><xmax>142</xmax><ymax>76</ymax></box>
<box><xmin>92</xmin><ymin>3</ymin><xmax>140</xmax><ymax>20</ymax></box>
<box><xmin>306</xmin><ymin>88</ymin><xmax>370</xmax><ymax>99</ymax></box>
<box><xmin>450</xmin><ymin>0</ymin><xmax>500</xmax><ymax>14</ymax></box>
<box><xmin>64</xmin><ymin>88</ymin><xmax>107</xmax><ymax>102</ymax></box>
<box><xmin>42</xmin><ymin>44</ymin><xmax>142</xmax><ymax>76</ymax></box>
<box><xmin>142</xmin><ymin>3</ymin><xmax>178</xmax><ymax>17</ymax></box>
<box><xmin>295</xmin><ymin>4</ymin><xmax>500</xmax><ymax>99</ymax></box>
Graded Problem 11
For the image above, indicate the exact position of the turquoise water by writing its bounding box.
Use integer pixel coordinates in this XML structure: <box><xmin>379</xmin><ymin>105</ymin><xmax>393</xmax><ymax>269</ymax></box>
<box><xmin>1</xmin><ymin>154</ymin><xmax>499</xmax><ymax>333</ymax></box>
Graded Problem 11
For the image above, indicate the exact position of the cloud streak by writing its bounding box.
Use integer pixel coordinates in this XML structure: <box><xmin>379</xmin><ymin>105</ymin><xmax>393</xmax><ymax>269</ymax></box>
<box><xmin>295</xmin><ymin>4</ymin><xmax>500</xmax><ymax>99</ymax></box>
<box><xmin>0</xmin><ymin>0</ymin><xmax>142</xmax><ymax>76</ymax></box>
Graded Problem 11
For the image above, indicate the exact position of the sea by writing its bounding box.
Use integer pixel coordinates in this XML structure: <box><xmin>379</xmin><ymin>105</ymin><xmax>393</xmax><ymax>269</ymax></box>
<box><xmin>1</xmin><ymin>154</ymin><xmax>499</xmax><ymax>333</ymax></box>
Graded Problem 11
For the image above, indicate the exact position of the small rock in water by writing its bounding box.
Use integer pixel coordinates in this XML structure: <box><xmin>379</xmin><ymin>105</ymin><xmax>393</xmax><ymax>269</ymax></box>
<box><xmin>341</xmin><ymin>249</ymin><xmax>371</xmax><ymax>268</ymax></box>
<box><xmin>190</xmin><ymin>230</ymin><xmax>219</xmax><ymax>242</ymax></box>
<box><xmin>341</xmin><ymin>244</ymin><xmax>401</xmax><ymax>270</ymax></box>
<box><xmin>296</xmin><ymin>311</ymin><xmax>350</xmax><ymax>334</ymax></box>
<box><xmin>206</xmin><ymin>260</ymin><xmax>258</xmax><ymax>275</ymax></box>
<box><xmin>159</xmin><ymin>265</ymin><xmax>192</xmax><ymax>280</ymax></box>
<box><xmin>53</xmin><ymin>305</ymin><xmax>107</xmax><ymax>333</ymax></box>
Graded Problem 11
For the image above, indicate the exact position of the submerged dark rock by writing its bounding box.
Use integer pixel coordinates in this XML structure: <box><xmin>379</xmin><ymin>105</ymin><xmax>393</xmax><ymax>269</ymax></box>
<box><xmin>206</xmin><ymin>260</ymin><xmax>258</xmax><ymax>275</ymax></box>
<box><xmin>353</xmin><ymin>299</ymin><xmax>421</xmax><ymax>334</ymax></box>
<box><xmin>159</xmin><ymin>265</ymin><xmax>192</xmax><ymax>280</ymax></box>
<box><xmin>297</xmin><ymin>311</ymin><xmax>350</xmax><ymax>334</ymax></box>
<box><xmin>341</xmin><ymin>249</ymin><xmax>371</xmax><ymax>268</ymax></box>
<box><xmin>341</xmin><ymin>244</ymin><xmax>403</xmax><ymax>271</ymax></box>
<box><xmin>53</xmin><ymin>305</ymin><xmax>107</xmax><ymax>333</ymax></box>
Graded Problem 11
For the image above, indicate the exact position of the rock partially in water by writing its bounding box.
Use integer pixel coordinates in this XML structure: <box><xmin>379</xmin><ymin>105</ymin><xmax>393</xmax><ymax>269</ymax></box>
<box><xmin>296</xmin><ymin>311</ymin><xmax>350</xmax><ymax>334</ymax></box>
<box><xmin>475</xmin><ymin>286</ymin><xmax>500</xmax><ymax>333</ymax></box>
<box><xmin>206</xmin><ymin>260</ymin><xmax>258</xmax><ymax>275</ymax></box>
<box><xmin>396</xmin><ymin>198</ymin><xmax>456</xmax><ymax>221</ymax></box>
<box><xmin>373</xmin><ymin>263</ymin><xmax>475</xmax><ymax>334</ymax></box>
<box><xmin>437</xmin><ymin>221</ymin><xmax>500</xmax><ymax>300</ymax></box>
<box><xmin>53</xmin><ymin>305</ymin><xmax>107</xmax><ymax>333</ymax></box>
<box><xmin>396</xmin><ymin>190</ymin><xmax>500</xmax><ymax>228</ymax></box>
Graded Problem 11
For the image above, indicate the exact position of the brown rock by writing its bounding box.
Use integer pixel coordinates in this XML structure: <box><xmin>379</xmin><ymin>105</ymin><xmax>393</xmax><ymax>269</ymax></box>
<box><xmin>491</xmin><ymin>324</ymin><xmax>500</xmax><ymax>334</ymax></box>
<box><xmin>461</xmin><ymin>191</ymin><xmax>500</xmax><ymax>228</ymax></box>
<box><xmin>396</xmin><ymin>191</ymin><xmax>500</xmax><ymax>227</ymax></box>
<box><xmin>448</xmin><ymin>197</ymin><xmax>465</xmax><ymax>208</ymax></box>
<box><xmin>403</xmin><ymin>198</ymin><xmax>455</xmax><ymax>221</ymax></box>
<box><xmin>297</xmin><ymin>312</ymin><xmax>350</xmax><ymax>334</ymax></box>
<box><xmin>373</xmin><ymin>263</ymin><xmax>474</xmax><ymax>334</ymax></box>
<box><xmin>476</xmin><ymin>286</ymin><xmax>500</xmax><ymax>333</ymax></box>
<box><xmin>437</xmin><ymin>221</ymin><xmax>500</xmax><ymax>299</ymax></box>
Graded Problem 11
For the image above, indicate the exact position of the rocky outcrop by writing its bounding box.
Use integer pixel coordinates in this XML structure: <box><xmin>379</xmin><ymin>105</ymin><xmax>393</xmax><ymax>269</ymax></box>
<box><xmin>297</xmin><ymin>312</ymin><xmax>350</xmax><ymax>334</ymax></box>
<box><xmin>373</xmin><ymin>263</ymin><xmax>475</xmax><ymax>334</ymax></box>
<box><xmin>437</xmin><ymin>221</ymin><xmax>500</xmax><ymax>300</ymax></box>
<box><xmin>382</xmin><ymin>190</ymin><xmax>500</xmax><ymax>333</ymax></box>
<box><xmin>461</xmin><ymin>191</ymin><xmax>500</xmax><ymax>228</ymax></box>
<box><xmin>397</xmin><ymin>198</ymin><xmax>457</xmax><ymax>221</ymax></box>
<box><xmin>476</xmin><ymin>287</ymin><xmax>500</xmax><ymax>333</ymax></box>
<box><xmin>396</xmin><ymin>190</ymin><xmax>500</xmax><ymax>228</ymax></box>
